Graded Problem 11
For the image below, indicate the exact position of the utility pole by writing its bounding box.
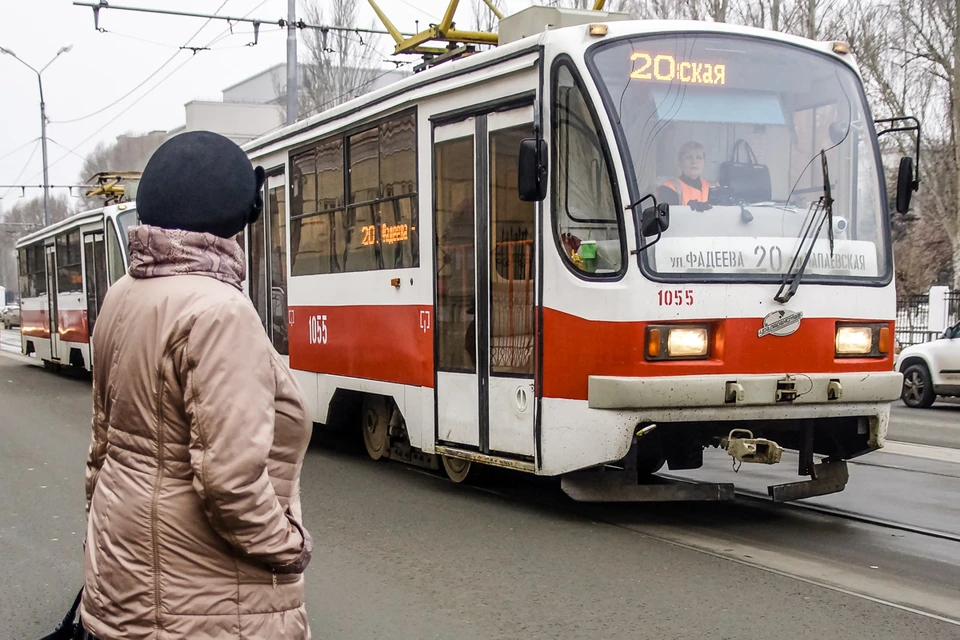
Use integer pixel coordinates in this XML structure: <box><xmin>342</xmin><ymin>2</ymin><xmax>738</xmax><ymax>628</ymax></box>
<box><xmin>39</xmin><ymin>77</ymin><xmax>51</xmax><ymax>228</ymax></box>
<box><xmin>286</xmin><ymin>0</ymin><xmax>298</xmax><ymax>125</ymax></box>
<box><xmin>0</xmin><ymin>45</ymin><xmax>73</xmax><ymax>228</ymax></box>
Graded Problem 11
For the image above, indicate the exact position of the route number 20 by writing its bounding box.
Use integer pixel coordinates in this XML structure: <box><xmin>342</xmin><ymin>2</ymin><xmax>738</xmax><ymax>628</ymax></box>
<box><xmin>309</xmin><ymin>314</ymin><xmax>328</xmax><ymax>345</ymax></box>
<box><xmin>658</xmin><ymin>289</ymin><xmax>694</xmax><ymax>306</ymax></box>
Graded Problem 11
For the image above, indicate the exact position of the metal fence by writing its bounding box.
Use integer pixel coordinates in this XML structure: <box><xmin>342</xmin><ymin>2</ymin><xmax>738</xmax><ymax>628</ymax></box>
<box><xmin>896</xmin><ymin>289</ymin><xmax>960</xmax><ymax>347</ymax></box>
<box><xmin>947</xmin><ymin>290</ymin><xmax>960</xmax><ymax>324</ymax></box>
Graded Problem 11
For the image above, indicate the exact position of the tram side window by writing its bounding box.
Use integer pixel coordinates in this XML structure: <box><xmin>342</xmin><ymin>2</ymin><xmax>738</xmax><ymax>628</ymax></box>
<box><xmin>289</xmin><ymin>111</ymin><xmax>418</xmax><ymax>276</ymax></box>
<box><xmin>18</xmin><ymin>246</ymin><xmax>44</xmax><ymax>298</ymax></box>
<box><xmin>291</xmin><ymin>142</ymin><xmax>336</xmax><ymax>276</ymax></box>
<box><xmin>57</xmin><ymin>230</ymin><xmax>83</xmax><ymax>293</ymax></box>
<box><xmin>552</xmin><ymin>63</ymin><xmax>623</xmax><ymax>276</ymax></box>
<box><xmin>105</xmin><ymin>219</ymin><xmax>126</xmax><ymax>285</ymax></box>
<box><xmin>31</xmin><ymin>245</ymin><xmax>47</xmax><ymax>296</ymax></box>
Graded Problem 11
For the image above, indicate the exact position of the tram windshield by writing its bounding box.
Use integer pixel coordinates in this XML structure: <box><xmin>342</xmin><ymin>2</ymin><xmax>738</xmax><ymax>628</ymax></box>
<box><xmin>588</xmin><ymin>35</ymin><xmax>889</xmax><ymax>283</ymax></box>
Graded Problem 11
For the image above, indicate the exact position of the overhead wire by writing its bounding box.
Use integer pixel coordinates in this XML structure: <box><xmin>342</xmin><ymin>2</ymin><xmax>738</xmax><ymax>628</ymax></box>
<box><xmin>92</xmin><ymin>29</ymin><xmax>184</xmax><ymax>50</ymax></box>
<box><xmin>300</xmin><ymin>61</ymin><xmax>414</xmax><ymax>120</ymax></box>
<box><xmin>49</xmin><ymin>0</ymin><xmax>234</xmax><ymax>125</ymax></box>
<box><xmin>0</xmin><ymin>138</ymin><xmax>41</xmax><ymax>164</ymax></box>
<box><xmin>34</xmin><ymin>0</ymin><xmax>268</xmax><ymax>182</ymax></box>
<box><xmin>31</xmin><ymin>55</ymin><xmax>197</xmax><ymax>181</ymax></box>
<box><xmin>46</xmin><ymin>139</ymin><xmax>89</xmax><ymax>162</ymax></box>
<box><xmin>0</xmin><ymin>140</ymin><xmax>42</xmax><ymax>200</ymax></box>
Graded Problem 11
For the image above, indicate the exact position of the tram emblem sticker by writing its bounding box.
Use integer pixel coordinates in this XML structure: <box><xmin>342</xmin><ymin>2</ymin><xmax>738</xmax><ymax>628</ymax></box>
<box><xmin>758</xmin><ymin>310</ymin><xmax>803</xmax><ymax>338</ymax></box>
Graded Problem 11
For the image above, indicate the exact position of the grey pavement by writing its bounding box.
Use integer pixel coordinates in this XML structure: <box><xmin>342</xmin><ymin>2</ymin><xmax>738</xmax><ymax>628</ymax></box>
<box><xmin>2</xmin><ymin>351</ymin><xmax>960</xmax><ymax>638</ymax></box>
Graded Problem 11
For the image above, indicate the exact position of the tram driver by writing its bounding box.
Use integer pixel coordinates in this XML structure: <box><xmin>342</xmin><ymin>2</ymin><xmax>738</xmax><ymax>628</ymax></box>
<box><xmin>656</xmin><ymin>140</ymin><xmax>713</xmax><ymax>211</ymax></box>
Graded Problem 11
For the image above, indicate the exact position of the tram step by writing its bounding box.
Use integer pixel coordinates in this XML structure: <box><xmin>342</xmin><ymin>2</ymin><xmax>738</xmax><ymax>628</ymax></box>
<box><xmin>561</xmin><ymin>470</ymin><xmax>735</xmax><ymax>503</ymax></box>
<box><xmin>767</xmin><ymin>460</ymin><xmax>849</xmax><ymax>502</ymax></box>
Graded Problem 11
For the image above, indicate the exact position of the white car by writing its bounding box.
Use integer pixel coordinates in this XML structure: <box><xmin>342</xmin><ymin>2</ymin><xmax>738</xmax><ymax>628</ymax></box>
<box><xmin>1</xmin><ymin>304</ymin><xmax>20</xmax><ymax>330</ymax></box>
<box><xmin>897</xmin><ymin>320</ymin><xmax>960</xmax><ymax>407</ymax></box>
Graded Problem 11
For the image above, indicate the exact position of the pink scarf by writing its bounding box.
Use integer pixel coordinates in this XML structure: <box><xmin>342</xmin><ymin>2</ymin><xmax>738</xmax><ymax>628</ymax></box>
<box><xmin>127</xmin><ymin>224</ymin><xmax>245</xmax><ymax>291</ymax></box>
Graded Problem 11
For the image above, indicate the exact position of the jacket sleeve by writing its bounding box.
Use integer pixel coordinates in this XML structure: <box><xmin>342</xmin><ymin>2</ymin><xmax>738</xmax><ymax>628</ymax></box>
<box><xmin>182</xmin><ymin>299</ymin><xmax>310</xmax><ymax>572</ymax></box>
<box><xmin>85</xmin><ymin>374</ymin><xmax>109</xmax><ymax>514</ymax></box>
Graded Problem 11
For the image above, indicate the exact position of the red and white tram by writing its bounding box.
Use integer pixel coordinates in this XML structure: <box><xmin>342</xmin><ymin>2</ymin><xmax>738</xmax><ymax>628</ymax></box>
<box><xmin>240</xmin><ymin>10</ymin><xmax>918</xmax><ymax>500</ymax></box>
<box><xmin>15</xmin><ymin>203</ymin><xmax>137</xmax><ymax>372</ymax></box>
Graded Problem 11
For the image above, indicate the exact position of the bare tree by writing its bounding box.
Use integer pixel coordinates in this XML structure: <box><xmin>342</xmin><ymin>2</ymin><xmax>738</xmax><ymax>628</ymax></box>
<box><xmin>836</xmin><ymin>0</ymin><xmax>959</xmax><ymax>287</ymax></box>
<box><xmin>296</xmin><ymin>0</ymin><xmax>384</xmax><ymax>117</ymax></box>
<box><xmin>472</xmin><ymin>0</ymin><xmax>504</xmax><ymax>32</ymax></box>
<box><xmin>894</xmin><ymin>205</ymin><xmax>954</xmax><ymax>295</ymax></box>
<box><xmin>78</xmin><ymin>130</ymin><xmax>168</xmax><ymax>209</ymax></box>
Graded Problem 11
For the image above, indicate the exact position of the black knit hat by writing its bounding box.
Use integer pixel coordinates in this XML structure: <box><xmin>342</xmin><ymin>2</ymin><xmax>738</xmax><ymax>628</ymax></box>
<box><xmin>137</xmin><ymin>131</ymin><xmax>265</xmax><ymax>239</ymax></box>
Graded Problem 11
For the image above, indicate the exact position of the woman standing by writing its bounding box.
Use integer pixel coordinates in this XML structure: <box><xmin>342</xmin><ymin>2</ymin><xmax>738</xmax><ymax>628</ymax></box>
<box><xmin>81</xmin><ymin>131</ymin><xmax>313</xmax><ymax>639</ymax></box>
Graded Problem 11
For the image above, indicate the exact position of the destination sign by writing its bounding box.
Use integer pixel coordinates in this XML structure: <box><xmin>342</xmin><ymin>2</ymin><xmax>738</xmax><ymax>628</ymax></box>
<box><xmin>651</xmin><ymin>237</ymin><xmax>879</xmax><ymax>277</ymax></box>
<box><xmin>630</xmin><ymin>52</ymin><xmax>726</xmax><ymax>85</ymax></box>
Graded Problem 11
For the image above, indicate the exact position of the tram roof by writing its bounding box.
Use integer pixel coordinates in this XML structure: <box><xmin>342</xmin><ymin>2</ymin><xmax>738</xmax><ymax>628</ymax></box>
<box><xmin>14</xmin><ymin>202</ymin><xmax>135</xmax><ymax>248</ymax></box>
<box><xmin>243</xmin><ymin>18</ymin><xmax>855</xmax><ymax>158</ymax></box>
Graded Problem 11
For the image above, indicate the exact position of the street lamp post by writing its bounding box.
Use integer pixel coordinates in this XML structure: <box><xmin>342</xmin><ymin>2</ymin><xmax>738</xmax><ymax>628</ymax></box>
<box><xmin>0</xmin><ymin>44</ymin><xmax>73</xmax><ymax>228</ymax></box>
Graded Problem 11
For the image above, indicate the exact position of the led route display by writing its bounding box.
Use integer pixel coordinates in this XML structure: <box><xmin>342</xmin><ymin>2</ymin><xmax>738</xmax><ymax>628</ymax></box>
<box><xmin>630</xmin><ymin>52</ymin><xmax>727</xmax><ymax>85</ymax></box>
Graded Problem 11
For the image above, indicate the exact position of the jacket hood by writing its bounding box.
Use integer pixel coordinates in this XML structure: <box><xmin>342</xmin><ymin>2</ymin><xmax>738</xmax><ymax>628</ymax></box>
<box><xmin>127</xmin><ymin>224</ymin><xmax>245</xmax><ymax>291</ymax></box>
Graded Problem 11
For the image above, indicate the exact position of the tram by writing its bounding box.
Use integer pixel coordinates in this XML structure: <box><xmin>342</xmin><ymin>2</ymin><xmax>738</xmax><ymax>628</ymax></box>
<box><xmin>15</xmin><ymin>183</ymin><xmax>138</xmax><ymax>372</ymax></box>
<box><xmin>240</xmin><ymin>4</ymin><xmax>920</xmax><ymax>501</ymax></box>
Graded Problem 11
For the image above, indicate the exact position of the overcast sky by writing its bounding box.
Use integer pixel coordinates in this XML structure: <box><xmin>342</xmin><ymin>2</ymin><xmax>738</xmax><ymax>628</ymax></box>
<box><xmin>0</xmin><ymin>0</ymin><xmax>537</xmax><ymax>214</ymax></box>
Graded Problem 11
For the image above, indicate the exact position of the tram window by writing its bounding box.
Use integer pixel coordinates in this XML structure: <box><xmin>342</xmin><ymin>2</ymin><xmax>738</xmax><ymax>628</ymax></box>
<box><xmin>552</xmin><ymin>63</ymin><xmax>623</xmax><ymax>276</ymax></box>
<box><xmin>105</xmin><ymin>220</ymin><xmax>126</xmax><ymax>285</ymax></box>
<box><xmin>380</xmin><ymin>115</ymin><xmax>416</xmax><ymax>198</ymax></box>
<box><xmin>31</xmin><ymin>244</ymin><xmax>47</xmax><ymax>296</ymax></box>
<box><xmin>349</xmin><ymin>128</ymin><xmax>379</xmax><ymax>204</ymax></box>
<box><xmin>291</xmin><ymin>112</ymin><xmax>419</xmax><ymax>276</ymax></box>
<box><xmin>84</xmin><ymin>235</ymin><xmax>108</xmax><ymax>335</ymax></box>
<box><xmin>490</xmin><ymin>125</ymin><xmax>536</xmax><ymax>375</ymax></box>
<box><xmin>57</xmin><ymin>230</ymin><xmax>83</xmax><ymax>293</ymax></box>
<box><xmin>435</xmin><ymin>136</ymin><xmax>476</xmax><ymax>372</ymax></box>
<box><xmin>18</xmin><ymin>248</ymin><xmax>32</xmax><ymax>298</ymax></box>
<box><xmin>248</xmin><ymin>207</ymin><xmax>268</xmax><ymax>330</ymax></box>
<box><xmin>291</xmin><ymin>141</ymin><xmax>341</xmax><ymax>276</ymax></box>
<box><xmin>116</xmin><ymin>210</ymin><xmax>138</xmax><ymax>243</ymax></box>
<box><xmin>268</xmin><ymin>177</ymin><xmax>288</xmax><ymax>355</ymax></box>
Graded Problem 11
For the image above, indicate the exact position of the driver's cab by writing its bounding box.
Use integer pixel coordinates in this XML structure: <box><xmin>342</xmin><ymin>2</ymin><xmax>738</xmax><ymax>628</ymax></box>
<box><xmin>584</xmin><ymin>32</ymin><xmax>893</xmax><ymax>285</ymax></box>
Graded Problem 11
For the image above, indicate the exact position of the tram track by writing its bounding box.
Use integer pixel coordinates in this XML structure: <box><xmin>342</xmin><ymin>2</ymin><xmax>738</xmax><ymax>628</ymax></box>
<box><xmin>403</xmin><ymin>464</ymin><xmax>960</xmax><ymax>626</ymax></box>
<box><xmin>732</xmin><ymin>487</ymin><xmax>960</xmax><ymax>544</ymax></box>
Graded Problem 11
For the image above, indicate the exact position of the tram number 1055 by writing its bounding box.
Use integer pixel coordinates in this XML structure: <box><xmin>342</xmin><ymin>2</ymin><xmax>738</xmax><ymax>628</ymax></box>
<box><xmin>658</xmin><ymin>289</ymin><xmax>695</xmax><ymax>306</ymax></box>
<box><xmin>309</xmin><ymin>314</ymin><xmax>328</xmax><ymax>345</ymax></box>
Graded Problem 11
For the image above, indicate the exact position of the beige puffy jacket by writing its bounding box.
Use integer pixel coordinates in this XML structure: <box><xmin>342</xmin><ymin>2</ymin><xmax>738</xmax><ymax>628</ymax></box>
<box><xmin>81</xmin><ymin>225</ymin><xmax>313</xmax><ymax>640</ymax></box>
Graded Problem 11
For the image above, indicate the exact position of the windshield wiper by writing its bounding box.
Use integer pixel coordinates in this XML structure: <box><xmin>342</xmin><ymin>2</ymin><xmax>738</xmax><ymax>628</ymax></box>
<box><xmin>774</xmin><ymin>151</ymin><xmax>835</xmax><ymax>304</ymax></box>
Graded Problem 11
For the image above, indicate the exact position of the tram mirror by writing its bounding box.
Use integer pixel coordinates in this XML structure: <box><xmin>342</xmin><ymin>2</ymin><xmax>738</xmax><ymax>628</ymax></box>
<box><xmin>518</xmin><ymin>138</ymin><xmax>548</xmax><ymax>202</ymax></box>
<box><xmin>641</xmin><ymin>202</ymin><xmax>670</xmax><ymax>237</ymax></box>
<box><xmin>895</xmin><ymin>156</ymin><xmax>915</xmax><ymax>214</ymax></box>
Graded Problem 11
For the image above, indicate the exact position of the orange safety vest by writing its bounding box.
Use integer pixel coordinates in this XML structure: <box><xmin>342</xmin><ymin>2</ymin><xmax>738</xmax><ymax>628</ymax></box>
<box><xmin>662</xmin><ymin>178</ymin><xmax>709</xmax><ymax>206</ymax></box>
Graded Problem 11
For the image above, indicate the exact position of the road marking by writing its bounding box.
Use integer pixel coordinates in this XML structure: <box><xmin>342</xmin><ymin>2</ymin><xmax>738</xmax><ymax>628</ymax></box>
<box><xmin>882</xmin><ymin>440</ymin><xmax>960</xmax><ymax>464</ymax></box>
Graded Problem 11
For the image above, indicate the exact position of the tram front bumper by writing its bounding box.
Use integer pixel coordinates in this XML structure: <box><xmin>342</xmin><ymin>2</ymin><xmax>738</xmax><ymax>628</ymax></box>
<box><xmin>588</xmin><ymin>371</ymin><xmax>903</xmax><ymax>410</ymax></box>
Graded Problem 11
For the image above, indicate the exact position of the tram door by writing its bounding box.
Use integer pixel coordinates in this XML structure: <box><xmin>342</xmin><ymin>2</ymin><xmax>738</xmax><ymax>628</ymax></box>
<box><xmin>44</xmin><ymin>244</ymin><xmax>59</xmax><ymax>360</ymax></box>
<box><xmin>433</xmin><ymin>106</ymin><xmax>538</xmax><ymax>458</ymax></box>
<box><xmin>83</xmin><ymin>232</ymin><xmax>108</xmax><ymax>340</ymax></box>
<box><xmin>247</xmin><ymin>171</ymin><xmax>289</xmax><ymax>356</ymax></box>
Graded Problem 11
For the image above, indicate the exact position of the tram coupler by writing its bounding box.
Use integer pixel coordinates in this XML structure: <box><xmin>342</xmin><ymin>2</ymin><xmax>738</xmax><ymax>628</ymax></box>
<box><xmin>721</xmin><ymin>429</ymin><xmax>783</xmax><ymax>465</ymax></box>
<box><xmin>768</xmin><ymin>460</ymin><xmax>849</xmax><ymax>502</ymax></box>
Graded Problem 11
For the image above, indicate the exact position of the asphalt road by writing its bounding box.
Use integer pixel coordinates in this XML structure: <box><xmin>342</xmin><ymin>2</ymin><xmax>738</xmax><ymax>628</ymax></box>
<box><xmin>889</xmin><ymin>402</ymin><xmax>960</xmax><ymax>448</ymax></box>
<box><xmin>2</xmin><ymin>352</ymin><xmax>959</xmax><ymax>639</ymax></box>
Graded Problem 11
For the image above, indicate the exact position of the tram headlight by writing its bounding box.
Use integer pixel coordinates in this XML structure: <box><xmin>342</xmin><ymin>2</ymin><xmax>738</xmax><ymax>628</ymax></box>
<box><xmin>647</xmin><ymin>325</ymin><xmax>711</xmax><ymax>360</ymax></box>
<box><xmin>835</xmin><ymin>325</ymin><xmax>873</xmax><ymax>355</ymax></box>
